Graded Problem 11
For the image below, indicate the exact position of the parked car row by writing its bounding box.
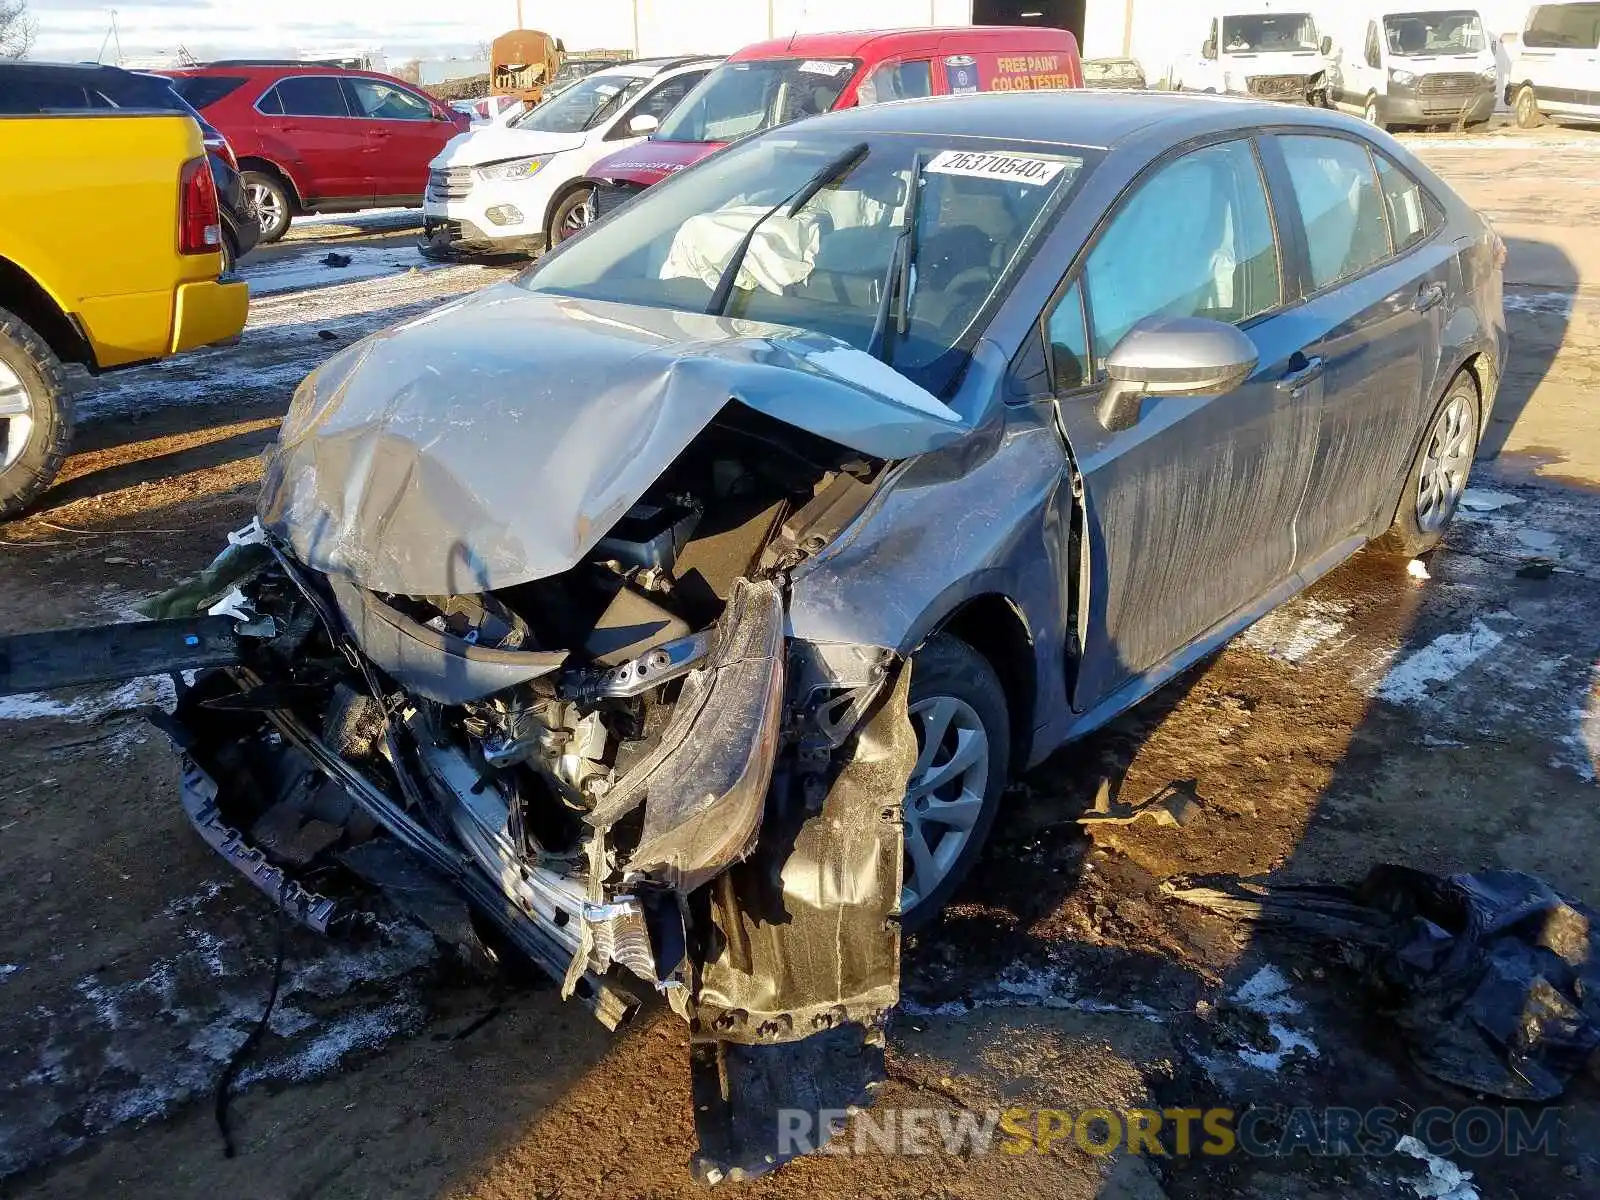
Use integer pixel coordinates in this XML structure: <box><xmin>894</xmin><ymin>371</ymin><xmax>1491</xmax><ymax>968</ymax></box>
<box><xmin>0</xmin><ymin>62</ymin><xmax>250</xmax><ymax>518</ymax></box>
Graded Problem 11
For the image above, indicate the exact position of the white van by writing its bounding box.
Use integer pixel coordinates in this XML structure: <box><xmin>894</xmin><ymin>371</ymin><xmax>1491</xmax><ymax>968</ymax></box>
<box><xmin>1173</xmin><ymin>2</ymin><xmax>1335</xmax><ymax>104</ymax></box>
<box><xmin>1506</xmin><ymin>2</ymin><xmax>1600</xmax><ymax>126</ymax></box>
<box><xmin>1323</xmin><ymin>5</ymin><xmax>1499</xmax><ymax>130</ymax></box>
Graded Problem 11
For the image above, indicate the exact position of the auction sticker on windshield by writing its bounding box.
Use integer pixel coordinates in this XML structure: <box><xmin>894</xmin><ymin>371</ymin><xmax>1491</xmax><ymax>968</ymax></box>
<box><xmin>925</xmin><ymin>150</ymin><xmax>1070</xmax><ymax>185</ymax></box>
<box><xmin>799</xmin><ymin>60</ymin><xmax>852</xmax><ymax>76</ymax></box>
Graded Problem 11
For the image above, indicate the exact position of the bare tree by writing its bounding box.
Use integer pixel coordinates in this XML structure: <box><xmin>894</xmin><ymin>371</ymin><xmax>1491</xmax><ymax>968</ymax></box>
<box><xmin>0</xmin><ymin>0</ymin><xmax>36</xmax><ymax>60</ymax></box>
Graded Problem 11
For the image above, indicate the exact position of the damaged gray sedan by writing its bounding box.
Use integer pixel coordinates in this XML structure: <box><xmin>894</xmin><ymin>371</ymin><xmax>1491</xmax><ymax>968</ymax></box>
<box><xmin>148</xmin><ymin>92</ymin><xmax>1504</xmax><ymax>1178</ymax></box>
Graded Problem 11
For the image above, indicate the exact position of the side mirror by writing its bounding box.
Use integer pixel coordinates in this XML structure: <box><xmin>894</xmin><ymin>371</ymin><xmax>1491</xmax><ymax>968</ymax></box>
<box><xmin>1320</xmin><ymin>35</ymin><xmax>1334</xmax><ymax>55</ymax></box>
<box><xmin>1202</xmin><ymin>39</ymin><xmax>1218</xmax><ymax>60</ymax></box>
<box><xmin>1096</xmin><ymin>316</ymin><xmax>1259</xmax><ymax>433</ymax></box>
<box><xmin>626</xmin><ymin>112</ymin><xmax>659</xmax><ymax>136</ymax></box>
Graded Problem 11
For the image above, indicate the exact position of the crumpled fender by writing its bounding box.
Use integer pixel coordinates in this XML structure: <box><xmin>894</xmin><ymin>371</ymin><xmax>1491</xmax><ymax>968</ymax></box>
<box><xmin>688</xmin><ymin>665</ymin><xmax>913</xmax><ymax>1183</ymax></box>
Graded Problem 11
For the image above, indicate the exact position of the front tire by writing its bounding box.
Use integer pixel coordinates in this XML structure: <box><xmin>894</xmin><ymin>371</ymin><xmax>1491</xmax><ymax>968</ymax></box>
<box><xmin>1515</xmin><ymin>84</ymin><xmax>1543</xmax><ymax>129</ymax></box>
<box><xmin>244</xmin><ymin>171</ymin><xmax>292</xmax><ymax>243</ymax></box>
<box><xmin>549</xmin><ymin>186</ymin><xmax>596</xmax><ymax>247</ymax></box>
<box><xmin>1365</xmin><ymin>95</ymin><xmax>1388</xmax><ymax>131</ymax></box>
<box><xmin>1388</xmin><ymin>373</ymin><xmax>1481</xmax><ymax>557</ymax></box>
<box><xmin>899</xmin><ymin>635</ymin><xmax>1010</xmax><ymax>931</ymax></box>
<box><xmin>0</xmin><ymin>309</ymin><xmax>74</xmax><ymax>521</ymax></box>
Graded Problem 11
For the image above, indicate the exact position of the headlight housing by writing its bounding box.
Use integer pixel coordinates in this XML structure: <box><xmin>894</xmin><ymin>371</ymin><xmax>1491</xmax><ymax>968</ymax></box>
<box><xmin>477</xmin><ymin>155</ymin><xmax>548</xmax><ymax>182</ymax></box>
<box><xmin>1480</xmin><ymin>64</ymin><xmax>1499</xmax><ymax>80</ymax></box>
<box><xmin>1390</xmin><ymin>69</ymin><xmax>1417</xmax><ymax>86</ymax></box>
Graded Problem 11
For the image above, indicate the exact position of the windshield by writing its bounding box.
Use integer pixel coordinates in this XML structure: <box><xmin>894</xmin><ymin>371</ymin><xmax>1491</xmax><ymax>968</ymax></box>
<box><xmin>520</xmin><ymin>131</ymin><xmax>1096</xmax><ymax>391</ymax></box>
<box><xmin>511</xmin><ymin>72</ymin><xmax>646</xmax><ymax>134</ymax></box>
<box><xmin>654</xmin><ymin>57</ymin><xmax>859</xmax><ymax>143</ymax></box>
<box><xmin>1384</xmin><ymin>10</ymin><xmax>1487</xmax><ymax>54</ymax></box>
<box><xmin>1221</xmin><ymin>12</ymin><xmax>1321</xmax><ymax>51</ymax></box>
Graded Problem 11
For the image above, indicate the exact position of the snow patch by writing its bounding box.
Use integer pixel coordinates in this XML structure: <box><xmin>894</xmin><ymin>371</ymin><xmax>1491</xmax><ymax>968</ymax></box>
<box><xmin>1376</xmin><ymin>621</ymin><xmax>1507</xmax><ymax>706</ymax></box>
<box><xmin>0</xmin><ymin>964</ymin><xmax>19</xmax><ymax>983</ymax></box>
<box><xmin>1241</xmin><ymin>598</ymin><xmax>1353</xmax><ymax>665</ymax></box>
<box><xmin>1460</xmin><ymin>488</ymin><xmax>1524</xmax><ymax>513</ymax></box>
<box><xmin>1396</xmin><ymin>1134</ymin><xmax>1480</xmax><ymax>1200</ymax></box>
<box><xmin>1228</xmin><ymin>965</ymin><xmax>1320</xmax><ymax>1072</ymax></box>
<box><xmin>243</xmin><ymin>245</ymin><xmax>438</xmax><ymax>297</ymax></box>
<box><xmin>0</xmin><ymin>675</ymin><xmax>177</xmax><ymax>727</ymax></box>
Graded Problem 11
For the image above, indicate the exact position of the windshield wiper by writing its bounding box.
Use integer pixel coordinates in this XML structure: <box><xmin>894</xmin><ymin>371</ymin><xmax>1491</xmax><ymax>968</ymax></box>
<box><xmin>706</xmin><ymin>141</ymin><xmax>869</xmax><ymax>316</ymax></box>
<box><xmin>867</xmin><ymin>152</ymin><xmax>923</xmax><ymax>365</ymax></box>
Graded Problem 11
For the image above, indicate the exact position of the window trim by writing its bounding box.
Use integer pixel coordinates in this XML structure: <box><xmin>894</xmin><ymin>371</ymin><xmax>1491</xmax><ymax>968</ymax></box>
<box><xmin>1032</xmin><ymin>131</ymin><xmax>1291</xmax><ymax>400</ymax></box>
<box><xmin>1262</xmin><ymin>129</ymin><xmax>1448</xmax><ymax>305</ymax></box>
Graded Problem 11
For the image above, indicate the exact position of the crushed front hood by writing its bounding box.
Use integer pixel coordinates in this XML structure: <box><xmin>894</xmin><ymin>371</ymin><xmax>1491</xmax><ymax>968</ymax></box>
<box><xmin>259</xmin><ymin>285</ymin><xmax>969</xmax><ymax>595</ymax></box>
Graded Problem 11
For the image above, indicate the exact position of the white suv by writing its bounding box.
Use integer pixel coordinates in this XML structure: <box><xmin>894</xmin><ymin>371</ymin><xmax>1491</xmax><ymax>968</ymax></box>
<box><xmin>1507</xmin><ymin>2</ymin><xmax>1600</xmax><ymax>127</ymax></box>
<box><xmin>422</xmin><ymin>56</ymin><xmax>720</xmax><ymax>257</ymax></box>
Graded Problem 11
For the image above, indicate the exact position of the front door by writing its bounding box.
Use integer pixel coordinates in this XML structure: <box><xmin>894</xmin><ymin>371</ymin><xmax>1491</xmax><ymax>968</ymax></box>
<box><xmin>1046</xmin><ymin>137</ymin><xmax>1321</xmax><ymax>709</ymax></box>
<box><xmin>1267</xmin><ymin>134</ymin><xmax>1441</xmax><ymax>558</ymax></box>
<box><xmin>342</xmin><ymin>76</ymin><xmax>453</xmax><ymax>201</ymax></box>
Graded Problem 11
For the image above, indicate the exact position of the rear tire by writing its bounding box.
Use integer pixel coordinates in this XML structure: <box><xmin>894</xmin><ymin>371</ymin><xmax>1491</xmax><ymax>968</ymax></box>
<box><xmin>1387</xmin><ymin>373</ymin><xmax>1481</xmax><ymax>558</ymax></box>
<box><xmin>244</xmin><ymin>171</ymin><xmax>292</xmax><ymax>243</ymax></box>
<box><xmin>899</xmin><ymin>634</ymin><xmax>1010</xmax><ymax>931</ymax></box>
<box><xmin>1514</xmin><ymin>84</ymin><xmax>1542</xmax><ymax>129</ymax></box>
<box><xmin>0</xmin><ymin>309</ymin><xmax>74</xmax><ymax>521</ymax></box>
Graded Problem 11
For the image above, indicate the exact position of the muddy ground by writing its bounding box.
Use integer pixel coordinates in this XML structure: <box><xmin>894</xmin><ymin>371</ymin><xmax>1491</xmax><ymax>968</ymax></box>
<box><xmin>2</xmin><ymin>127</ymin><xmax>1598</xmax><ymax>1200</ymax></box>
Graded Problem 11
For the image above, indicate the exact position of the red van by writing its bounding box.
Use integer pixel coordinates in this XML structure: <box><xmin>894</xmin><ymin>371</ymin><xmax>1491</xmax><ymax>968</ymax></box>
<box><xmin>586</xmin><ymin>26</ymin><xmax>1081</xmax><ymax>211</ymax></box>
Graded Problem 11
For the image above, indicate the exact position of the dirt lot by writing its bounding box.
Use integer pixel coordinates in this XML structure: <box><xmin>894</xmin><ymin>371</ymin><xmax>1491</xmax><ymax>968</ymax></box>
<box><xmin>2</xmin><ymin>127</ymin><xmax>1598</xmax><ymax>1200</ymax></box>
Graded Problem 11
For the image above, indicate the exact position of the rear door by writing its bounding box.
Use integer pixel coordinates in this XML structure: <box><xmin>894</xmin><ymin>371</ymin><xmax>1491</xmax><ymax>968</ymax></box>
<box><xmin>1263</xmin><ymin>133</ymin><xmax>1442</xmax><ymax>561</ymax></box>
<box><xmin>1046</xmin><ymin>137</ymin><xmax>1320</xmax><ymax>708</ymax></box>
<box><xmin>342</xmin><ymin>76</ymin><xmax>451</xmax><ymax>201</ymax></box>
<box><xmin>258</xmin><ymin>75</ymin><xmax>368</xmax><ymax>203</ymax></box>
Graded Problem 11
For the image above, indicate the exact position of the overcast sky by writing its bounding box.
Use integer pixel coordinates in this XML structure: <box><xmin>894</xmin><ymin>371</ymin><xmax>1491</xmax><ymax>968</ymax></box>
<box><xmin>26</xmin><ymin>0</ymin><xmax>644</xmax><ymax>63</ymax></box>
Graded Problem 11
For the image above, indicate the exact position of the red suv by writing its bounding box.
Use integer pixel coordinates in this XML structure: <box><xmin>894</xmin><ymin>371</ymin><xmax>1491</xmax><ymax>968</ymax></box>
<box><xmin>162</xmin><ymin>62</ymin><xmax>470</xmax><ymax>243</ymax></box>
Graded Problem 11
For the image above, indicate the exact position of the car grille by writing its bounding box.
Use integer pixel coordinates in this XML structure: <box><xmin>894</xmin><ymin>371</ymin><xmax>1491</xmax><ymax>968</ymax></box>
<box><xmin>1246</xmin><ymin>74</ymin><xmax>1308</xmax><ymax>100</ymax></box>
<box><xmin>1417</xmin><ymin>72</ymin><xmax>1484</xmax><ymax>114</ymax></box>
<box><xmin>427</xmin><ymin>167</ymin><xmax>473</xmax><ymax>202</ymax></box>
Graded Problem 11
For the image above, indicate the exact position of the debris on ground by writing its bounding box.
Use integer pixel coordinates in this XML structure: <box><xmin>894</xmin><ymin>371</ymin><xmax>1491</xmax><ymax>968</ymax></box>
<box><xmin>1517</xmin><ymin>558</ymin><xmax>1558</xmax><ymax>580</ymax></box>
<box><xmin>321</xmin><ymin>252</ymin><xmax>352</xmax><ymax>268</ymax></box>
<box><xmin>1077</xmin><ymin>779</ymin><xmax>1202</xmax><ymax>830</ymax></box>
<box><xmin>1407</xmin><ymin>558</ymin><xmax>1432</xmax><ymax>582</ymax></box>
<box><xmin>1396</xmin><ymin>1134</ymin><xmax>1481</xmax><ymax>1200</ymax></box>
<box><xmin>316</xmin><ymin>330</ymin><xmax>340</xmax><ymax>342</ymax></box>
<box><xmin>1164</xmin><ymin>866</ymin><xmax>1600</xmax><ymax>1100</ymax></box>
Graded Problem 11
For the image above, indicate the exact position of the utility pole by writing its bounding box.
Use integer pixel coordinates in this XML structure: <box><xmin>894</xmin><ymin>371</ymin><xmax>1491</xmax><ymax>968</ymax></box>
<box><xmin>516</xmin><ymin>0</ymin><xmax>523</xmax><ymax>27</ymax></box>
<box><xmin>633</xmin><ymin>0</ymin><xmax>641</xmax><ymax>56</ymax></box>
<box><xmin>1123</xmin><ymin>0</ymin><xmax>1136</xmax><ymax>56</ymax></box>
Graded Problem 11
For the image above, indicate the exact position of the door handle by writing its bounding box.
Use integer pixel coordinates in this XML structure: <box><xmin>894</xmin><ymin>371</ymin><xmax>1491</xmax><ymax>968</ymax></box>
<box><xmin>1414</xmin><ymin>281</ymin><xmax>1447</xmax><ymax>313</ymax></box>
<box><xmin>1277</xmin><ymin>355</ymin><xmax>1325</xmax><ymax>396</ymax></box>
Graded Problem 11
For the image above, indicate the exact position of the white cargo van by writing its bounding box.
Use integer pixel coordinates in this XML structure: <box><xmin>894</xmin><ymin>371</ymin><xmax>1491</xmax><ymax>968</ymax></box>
<box><xmin>1323</xmin><ymin>5</ymin><xmax>1499</xmax><ymax>129</ymax></box>
<box><xmin>1173</xmin><ymin>2</ymin><xmax>1335</xmax><ymax>104</ymax></box>
<box><xmin>1506</xmin><ymin>2</ymin><xmax>1600</xmax><ymax>126</ymax></box>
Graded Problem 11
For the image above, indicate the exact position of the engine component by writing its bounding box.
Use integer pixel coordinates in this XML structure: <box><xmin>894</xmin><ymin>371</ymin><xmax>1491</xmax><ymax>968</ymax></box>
<box><xmin>595</xmin><ymin>499</ymin><xmax>701</xmax><ymax>573</ymax></box>
<box><xmin>582</xmin><ymin>582</ymin><xmax>693</xmax><ymax>666</ymax></box>
<box><xmin>562</xmin><ymin>629</ymin><xmax>714</xmax><ymax>704</ymax></box>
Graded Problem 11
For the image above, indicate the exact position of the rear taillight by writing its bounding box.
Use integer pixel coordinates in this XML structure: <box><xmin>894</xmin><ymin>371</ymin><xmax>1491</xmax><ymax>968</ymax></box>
<box><xmin>178</xmin><ymin>155</ymin><xmax>222</xmax><ymax>256</ymax></box>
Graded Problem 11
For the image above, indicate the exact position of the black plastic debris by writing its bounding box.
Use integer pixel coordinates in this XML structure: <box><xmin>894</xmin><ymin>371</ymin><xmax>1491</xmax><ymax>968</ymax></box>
<box><xmin>1165</xmin><ymin>866</ymin><xmax>1600</xmax><ymax>1100</ymax></box>
<box><xmin>321</xmin><ymin>252</ymin><xmax>352</xmax><ymax>268</ymax></box>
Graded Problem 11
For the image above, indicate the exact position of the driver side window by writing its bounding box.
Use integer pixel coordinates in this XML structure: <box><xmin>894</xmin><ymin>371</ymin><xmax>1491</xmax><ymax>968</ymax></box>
<box><xmin>1048</xmin><ymin>139</ymin><xmax>1280</xmax><ymax>374</ymax></box>
<box><xmin>1365</xmin><ymin>21</ymin><xmax>1382</xmax><ymax>67</ymax></box>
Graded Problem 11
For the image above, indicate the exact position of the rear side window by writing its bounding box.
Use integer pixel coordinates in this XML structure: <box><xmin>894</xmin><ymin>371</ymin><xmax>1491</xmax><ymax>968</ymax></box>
<box><xmin>267</xmin><ymin>76</ymin><xmax>350</xmax><ymax>118</ymax></box>
<box><xmin>0</xmin><ymin>79</ymin><xmax>115</xmax><ymax>113</ymax></box>
<box><xmin>1374</xmin><ymin>154</ymin><xmax>1442</xmax><ymax>253</ymax></box>
<box><xmin>1525</xmin><ymin>3</ymin><xmax>1600</xmax><ymax>49</ymax></box>
<box><xmin>169</xmin><ymin>75</ymin><xmax>248</xmax><ymax>109</ymax></box>
<box><xmin>1279</xmin><ymin>136</ymin><xmax>1392</xmax><ymax>290</ymax></box>
<box><xmin>1079</xmin><ymin>139</ymin><xmax>1281</xmax><ymax>361</ymax></box>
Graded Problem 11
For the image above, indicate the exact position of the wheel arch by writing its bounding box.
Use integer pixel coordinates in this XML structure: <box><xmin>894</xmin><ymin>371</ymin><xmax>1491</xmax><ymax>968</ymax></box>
<box><xmin>1385</xmin><ymin>358</ymin><xmax>1484</xmax><ymax>530</ymax></box>
<box><xmin>237</xmin><ymin>157</ymin><xmax>304</xmax><ymax>211</ymax></box>
<box><xmin>930</xmin><ymin>593</ymin><xmax>1037</xmax><ymax>773</ymax></box>
<box><xmin>0</xmin><ymin>256</ymin><xmax>94</xmax><ymax>368</ymax></box>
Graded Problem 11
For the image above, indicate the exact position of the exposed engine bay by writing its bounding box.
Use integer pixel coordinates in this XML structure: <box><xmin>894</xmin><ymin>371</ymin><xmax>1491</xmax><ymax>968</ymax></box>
<box><xmin>159</xmin><ymin>405</ymin><xmax>913</xmax><ymax>1181</ymax></box>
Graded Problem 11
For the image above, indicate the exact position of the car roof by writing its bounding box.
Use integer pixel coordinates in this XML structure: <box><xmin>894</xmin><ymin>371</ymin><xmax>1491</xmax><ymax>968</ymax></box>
<box><xmin>784</xmin><ymin>88</ymin><xmax>1364</xmax><ymax>150</ymax></box>
<box><xmin>605</xmin><ymin>55</ymin><xmax>724</xmax><ymax>78</ymax></box>
<box><xmin>729</xmin><ymin>25</ymin><xmax>1074</xmax><ymax>62</ymax></box>
<box><xmin>0</xmin><ymin>60</ymin><xmax>142</xmax><ymax>84</ymax></box>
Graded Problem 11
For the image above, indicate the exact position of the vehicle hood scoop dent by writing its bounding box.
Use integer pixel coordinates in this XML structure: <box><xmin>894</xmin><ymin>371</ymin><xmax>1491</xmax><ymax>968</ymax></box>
<box><xmin>258</xmin><ymin>284</ymin><xmax>969</xmax><ymax>595</ymax></box>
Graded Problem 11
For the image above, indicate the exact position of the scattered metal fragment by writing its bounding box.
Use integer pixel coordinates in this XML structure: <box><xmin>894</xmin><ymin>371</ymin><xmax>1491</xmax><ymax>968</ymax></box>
<box><xmin>1078</xmin><ymin>779</ymin><xmax>1202</xmax><ymax>830</ymax></box>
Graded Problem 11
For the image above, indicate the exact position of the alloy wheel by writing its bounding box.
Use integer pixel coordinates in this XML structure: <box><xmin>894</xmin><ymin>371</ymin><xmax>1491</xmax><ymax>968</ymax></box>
<box><xmin>1416</xmin><ymin>392</ymin><xmax>1477</xmax><ymax>534</ymax></box>
<box><xmin>901</xmin><ymin>694</ymin><xmax>990</xmax><ymax>914</ymax></box>
<box><xmin>1517</xmin><ymin>89</ymin><xmax>1537</xmax><ymax>127</ymax></box>
<box><xmin>561</xmin><ymin>191</ymin><xmax>596</xmax><ymax>238</ymax></box>
<box><xmin>249</xmin><ymin>182</ymin><xmax>286</xmax><ymax>237</ymax></box>
<box><xmin>0</xmin><ymin>360</ymin><xmax>34</xmax><ymax>472</ymax></box>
